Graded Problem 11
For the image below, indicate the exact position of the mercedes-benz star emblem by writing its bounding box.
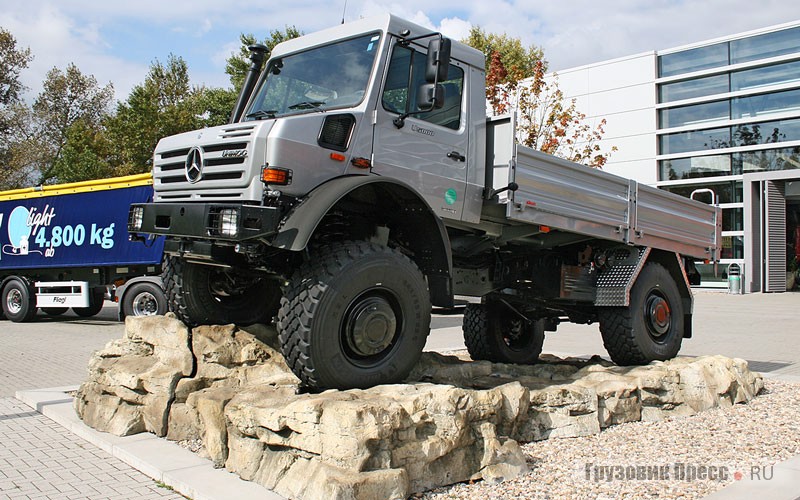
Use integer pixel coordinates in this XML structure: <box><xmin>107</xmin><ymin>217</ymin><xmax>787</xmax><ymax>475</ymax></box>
<box><xmin>185</xmin><ymin>147</ymin><xmax>203</xmax><ymax>183</ymax></box>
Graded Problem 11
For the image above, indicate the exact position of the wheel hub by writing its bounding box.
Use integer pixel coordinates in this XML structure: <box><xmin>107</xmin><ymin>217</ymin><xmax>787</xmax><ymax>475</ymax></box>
<box><xmin>345</xmin><ymin>296</ymin><xmax>397</xmax><ymax>357</ymax></box>
<box><xmin>132</xmin><ymin>292</ymin><xmax>158</xmax><ymax>316</ymax></box>
<box><xmin>645</xmin><ymin>293</ymin><xmax>671</xmax><ymax>338</ymax></box>
<box><xmin>6</xmin><ymin>288</ymin><xmax>22</xmax><ymax>314</ymax></box>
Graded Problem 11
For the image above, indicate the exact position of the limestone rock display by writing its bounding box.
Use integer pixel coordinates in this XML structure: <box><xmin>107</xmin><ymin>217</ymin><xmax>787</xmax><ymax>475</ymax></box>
<box><xmin>75</xmin><ymin>315</ymin><xmax>764</xmax><ymax>500</ymax></box>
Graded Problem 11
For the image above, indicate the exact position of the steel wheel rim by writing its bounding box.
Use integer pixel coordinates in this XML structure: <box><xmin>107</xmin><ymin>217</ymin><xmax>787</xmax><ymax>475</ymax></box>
<box><xmin>6</xmin><ymin>288</ymin><xmax>22</xmax><ymax>315</ymax></box>
<box><xmin>132</xmin><ymin>292</ymin><xmax>158</xmax><ymax>316</ymax></box>
<box><xmin>644</xmin><ymin>289</ymin><xmax>672</xmax><ymax>340</ymax></box>
<box><xmin>342</xmin><ymin>289</ymin><xmax>402</xmax><ymax>366</ymax></box>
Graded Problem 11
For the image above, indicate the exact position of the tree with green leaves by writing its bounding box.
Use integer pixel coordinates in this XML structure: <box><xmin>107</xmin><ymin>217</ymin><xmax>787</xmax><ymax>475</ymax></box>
<box><xmin>0</xmin><ymin>27</ymin><xmax>33</xmax><ymax>189</ymax></box>
<box><xmin>106</xmin><ymin>54</ymin><xmax>198</xmax><ymax>175</ymax></box>
<box><xmin>33</xmin><ymin>63</ymin><xmax>114</xmax><ymax>183</ymax></box>
<box><xmin>225</xmin><ymin>27</ymin><xmax>303</xmax><ymax>92</ymax></box>
<box><xmin>462</xmin><ymin>26</ymin><xmax>544</xmax><ymax>83</ymax></box>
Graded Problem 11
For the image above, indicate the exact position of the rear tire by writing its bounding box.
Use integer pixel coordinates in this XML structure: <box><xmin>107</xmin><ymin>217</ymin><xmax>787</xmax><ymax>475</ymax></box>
<box><xmin>599</xmin><ymin>262</ymin><xmax>684</xmax><ymax>365</ymax></box>
<box><xmin>2</xmin><ymin>279</ymin><xmax>36</xmax><ymax>322</ymax></box>
<box><xmin>42</xmin><ymin>307</ymin><xmax>69</xmax><ymax>316</ymax></box>
<box><xmin>463</xmin><ymin>302</ymin><xmax>545</xmax><ymax>364</ymax></box>
<box><xmin>122</xmin><ymin>282</ymin><xmax>167</xmax><ymax>318</ymax></box>
<box><xmin>73</xmin><ymin>290</ymin><xmax>105</xmax><ymax>318</ymax></box>
<box><xmin>162</xmin><ymin>256</ymin><xmax>280</xmax><ymax>327</ymax></box>
<box><xmin>277</xmin><ymin>241</ymin><xmax>431</xmax><ymax>390</ymax></box>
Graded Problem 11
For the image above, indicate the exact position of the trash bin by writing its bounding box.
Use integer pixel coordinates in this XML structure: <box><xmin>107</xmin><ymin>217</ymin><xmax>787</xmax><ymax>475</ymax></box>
<box><xmin>727</xmin><ymin>263</ymin><xmax>741</xmax><ymax>294</ymax></box>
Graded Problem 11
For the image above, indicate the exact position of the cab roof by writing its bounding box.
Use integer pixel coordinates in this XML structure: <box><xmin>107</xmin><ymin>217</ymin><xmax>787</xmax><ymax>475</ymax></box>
<box><xmin>269</xmin><ymin>14</ymin><xmax>486</xmax><ymax>70</ymax></box>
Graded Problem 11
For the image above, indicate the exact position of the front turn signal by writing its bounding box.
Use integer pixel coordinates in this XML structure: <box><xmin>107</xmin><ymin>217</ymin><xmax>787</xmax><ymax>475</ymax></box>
<box><xmin>261</xmin><ymin>167</ymin><xmax>293</xmax><ymax>186</ymax></box>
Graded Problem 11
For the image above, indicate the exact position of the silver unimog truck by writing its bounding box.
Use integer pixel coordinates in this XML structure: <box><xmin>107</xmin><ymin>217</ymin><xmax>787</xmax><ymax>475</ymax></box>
<box><xmin>129</xmin><ymin>15</ymin><xmax>721</xmax><ymax>390</ymax></box>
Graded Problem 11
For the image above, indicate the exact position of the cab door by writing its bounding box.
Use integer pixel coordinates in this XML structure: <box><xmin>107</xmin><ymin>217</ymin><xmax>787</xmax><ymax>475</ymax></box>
<box><xmin>372</xmin><ymin>42</ymin><xmax>468</xmax><ymax>221</ymax></box>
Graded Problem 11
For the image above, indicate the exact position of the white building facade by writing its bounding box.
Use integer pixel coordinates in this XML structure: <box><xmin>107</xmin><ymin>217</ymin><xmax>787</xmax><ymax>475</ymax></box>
<box><xmin>555</xmin><ymin>22</ymin><xmax>800</xmax><ymax>292</ymax></box>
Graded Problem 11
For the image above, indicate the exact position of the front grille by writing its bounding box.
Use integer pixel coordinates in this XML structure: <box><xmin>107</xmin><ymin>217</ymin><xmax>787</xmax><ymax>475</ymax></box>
<box><xmin>155</xmin><ymin>140</ymin><xmax>251</xmax><ymax>189</ymax></box>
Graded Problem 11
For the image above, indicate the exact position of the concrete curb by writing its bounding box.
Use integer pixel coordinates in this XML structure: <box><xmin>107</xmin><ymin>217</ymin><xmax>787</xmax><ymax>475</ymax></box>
<box><xmin>14</xmin><ymin>387</ymin><xmax>284</xmax><ymax>500</ymax></box>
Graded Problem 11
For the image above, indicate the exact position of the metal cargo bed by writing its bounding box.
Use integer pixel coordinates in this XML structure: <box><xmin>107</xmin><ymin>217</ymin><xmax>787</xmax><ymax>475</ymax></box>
<box><xmin>486</xmin><ymin>118</ymin><xmax>721</xmax><ymax>261</ymax></box>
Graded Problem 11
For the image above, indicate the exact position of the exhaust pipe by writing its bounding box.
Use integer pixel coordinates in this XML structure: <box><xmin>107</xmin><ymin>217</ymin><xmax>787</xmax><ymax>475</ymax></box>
<box><xmin>229</xmin><ymin>43</ymin><xmax>269</xmax><ymax>123</ymax></box>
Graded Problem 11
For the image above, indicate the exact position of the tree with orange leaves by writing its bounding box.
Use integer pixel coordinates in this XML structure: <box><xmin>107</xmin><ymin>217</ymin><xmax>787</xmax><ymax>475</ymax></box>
<box><xmin>472</xmin><ymin>34</ymin><xmax>616</xmax><ymax>169</ymax></box>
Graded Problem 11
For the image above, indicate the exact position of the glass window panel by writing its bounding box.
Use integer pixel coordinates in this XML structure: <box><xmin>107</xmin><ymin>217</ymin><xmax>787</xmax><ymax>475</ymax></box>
<box><xmin>659</xmin><ymin>155</ymin><xmax>731</xmax><ymax>181</ymax></box>
<box><xmin>731</xmin><ymin>118</ymin><xmax>800</xmax><ymax>147</ymax></box>
<box><xmin>660</xmin><ymin>127</ymin><xmax>731</xmax><ymax>155</ymax></box>
<box><xmin>658</xmin><ymin>74</ymin><xmax>729</xmax><ymax>103</ymax></box>
<box><xmin>720</xmin><ymin>236</ymin><xmax>744</xmax><ymax>259</ymax></box>
<box><xmin>659</xmin><ymin>43</ymin><xmax>729</xmax><ymax>77</ymax></box>
<box><xmin>730</xmin><ymin>26</ymin><xmax>800</xmax><ymax>65</ymax></box>
<box><xmin>246</xmin><ymin>33</ymin><xmax>381</xmax><ymax>119</ymax></box>
<box><xmin>731</xmin><ymin>60</ymin><xmax>800</xmax><ymax>91</ymax></box>
<box><xmin>732</xmin><ymin>88</ymin><xmax>800</xmax><ymax>119</ymax></box>
<box><xmin>659</xmin><ymin>100</ymin><xmax>729</xmax><ymax>128</ymax></box>
<box><xmin>382</xmin><ymin>44</ymin><xmax>464</xmax><ymax>130</ymax></box>
<box><xmin>663</xmin><ymin>181</ymin><xmax>742</xmax><ymax>204</ymax></box>
<box><xmin>722</xmin><ymin>208</ymin><xmax>744</xmax><ymax>232</ymax></box>
<box><xmin>734</xmin><ymin>146</ymin><xmax>800</xmax><ymax>173</ymax></box>
<box><xmin>694</xmin><ymin>263</ymin><xmax>738</xmax><ymax>283</ymax></box>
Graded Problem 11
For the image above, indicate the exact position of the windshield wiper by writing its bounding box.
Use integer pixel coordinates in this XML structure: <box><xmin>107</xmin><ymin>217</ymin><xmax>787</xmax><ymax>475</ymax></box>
<box><xmin>246</xmin><ymin>109</ymin><xmax>277</xmax><ymax>120</ymax></box>
<box><xmin>287</xmin><ymin>101</ymin><xmax>325</xmax><ymax>111</ymax></box>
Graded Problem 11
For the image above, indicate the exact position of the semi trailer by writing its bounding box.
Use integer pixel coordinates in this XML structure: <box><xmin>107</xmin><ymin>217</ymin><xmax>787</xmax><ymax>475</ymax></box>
<box><xmin>128</xmin><ymin>15</ymin><xmax>721</xmax><ymax>390</ymax></box>
<box><xmin>1</xmin><ymin>174</ymin><xmax>167</xmax><ymax>322</ymax></box>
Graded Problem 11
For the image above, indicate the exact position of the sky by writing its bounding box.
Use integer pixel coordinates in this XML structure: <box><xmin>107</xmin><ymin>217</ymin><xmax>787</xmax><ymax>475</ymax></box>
<box><xmin>3</xmin><ymin>0</ymin><xmax>800</xmax><ymax>103</ymax></box>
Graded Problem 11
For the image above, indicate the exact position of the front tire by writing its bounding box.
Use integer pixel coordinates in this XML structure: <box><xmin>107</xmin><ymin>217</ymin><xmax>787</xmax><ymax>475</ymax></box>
<box><xmin>277</xmin><ymin>241</ymin><xmax>431</xmax><ymax>390</ymax></box>
<box><xmin>122</xmin><ymin>282</ymin><xmax>168</xmax><ymax>318</ymax></box>
<box><xmin>2</xmin><ymin>279</ymin><xmax>36</xmax><ymax>322</ymax></box>
<box><xmin>162</xmin><ymin>256</ymin><xmax>280</xmax><ymax>327</ymax></box>
<box><xmin>599</xmin><ymin>262</ymin><xmax>684</xmax><ymax>365</ymax></box>
<box><xmin>463</xmin><ymin>302</ymin><xmax>545</xmax><ymax>364</ymax></box>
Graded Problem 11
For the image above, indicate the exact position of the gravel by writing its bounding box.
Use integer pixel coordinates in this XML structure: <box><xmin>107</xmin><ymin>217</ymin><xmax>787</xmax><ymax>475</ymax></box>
<box><xmin>422</xmin><ymin>378</ymin><xmax>800</xmax><ymax>499</ymax></box>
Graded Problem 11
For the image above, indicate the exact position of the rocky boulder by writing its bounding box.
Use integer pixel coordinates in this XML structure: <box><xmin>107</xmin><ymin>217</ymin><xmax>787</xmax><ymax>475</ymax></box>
<box><xmin>75</xmin><ymin>316</ymin><xmax>764</xmax><ymax>500</ymax></box>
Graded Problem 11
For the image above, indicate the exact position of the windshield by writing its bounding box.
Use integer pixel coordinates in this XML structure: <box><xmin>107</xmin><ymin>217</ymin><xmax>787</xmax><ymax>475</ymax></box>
<box><xmin>245</xmin><ymin>33</ymin><xmax>381</xmax><ymax>120</ymax></box>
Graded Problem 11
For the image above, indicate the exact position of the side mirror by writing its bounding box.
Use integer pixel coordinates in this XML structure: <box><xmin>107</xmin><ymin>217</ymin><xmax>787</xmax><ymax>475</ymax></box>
<box><xmin>425</xmin><ymin>38</ymin><xmax>451</xmax><ymax>83</ymax></box>
<box><xmin>416</xmin><ymin>83</ymin><xmax>444</xmax><ymax>111</ymax></box>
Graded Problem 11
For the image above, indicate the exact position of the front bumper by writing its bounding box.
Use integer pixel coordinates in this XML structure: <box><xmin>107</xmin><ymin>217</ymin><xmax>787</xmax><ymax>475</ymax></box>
<box><xmin>128</xmin><ymin>202</ymin><xmax>281</xmax><ymax>248</ymax></box>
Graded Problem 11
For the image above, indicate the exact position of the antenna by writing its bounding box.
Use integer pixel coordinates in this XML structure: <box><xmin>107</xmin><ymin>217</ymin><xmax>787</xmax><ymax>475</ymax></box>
<box><xmin>341</xmin><ymin>0</ymin><xmax>348</xmax><ymax>24</ymax></box>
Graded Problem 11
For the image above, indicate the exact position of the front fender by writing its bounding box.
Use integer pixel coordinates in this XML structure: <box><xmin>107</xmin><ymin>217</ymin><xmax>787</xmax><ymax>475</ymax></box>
<box><xmin>271</xmin><ymin>175</ymin><xmax>454</xmax><ymax>307</ymax></box>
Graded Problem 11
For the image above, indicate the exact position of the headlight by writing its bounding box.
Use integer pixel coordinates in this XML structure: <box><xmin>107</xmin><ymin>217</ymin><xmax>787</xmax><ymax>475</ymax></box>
<box><xmin>129</xmin><ymin>206</ymin><xmax>144</xmax><ymax>231</ymax></box>
<box><xmin>218</xmin><ymin>208</ymin><xmax>239</xmax><ymax>237</ymax></box>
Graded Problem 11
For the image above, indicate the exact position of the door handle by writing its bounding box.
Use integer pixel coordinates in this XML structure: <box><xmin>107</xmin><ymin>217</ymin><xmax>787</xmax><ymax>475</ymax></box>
<box><xmin>447</xmin><ymin>151</ymin><xmax>466</xmax><ymax>162</ymax></box>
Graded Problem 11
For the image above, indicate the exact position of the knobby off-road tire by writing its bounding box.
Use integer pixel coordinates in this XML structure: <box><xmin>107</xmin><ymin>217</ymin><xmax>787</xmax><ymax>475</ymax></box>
<box><xmin>122</xmin><ymin>282</ymin><xmax>168</xmax><ymax>318</ymax></box>
<box><xmin>162</xmin><ymin>256</ymin><xmax>280</xmax><ymax>327</ymax></box>
<box><xmin>463</xmin><ymin>302</ymin><xmax>545</xmax><ymax>364</ymax></box>
<box><xmin>599</xmin><ymin>262</ymin><xmax>684</xmax><ymax>365</ymax></box>
<box><xmin>2</xmin><ymin>279</ymin><xmax>36</xmax><ymax>322</ymax></box>
<box><xmin>277</xmin><ymin>241</ymin><xmax>431</xmax><ymax>390</ymax></box>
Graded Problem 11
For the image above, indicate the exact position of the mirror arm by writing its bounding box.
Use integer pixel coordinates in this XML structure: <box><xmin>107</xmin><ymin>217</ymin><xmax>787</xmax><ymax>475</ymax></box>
<box><xmin>393</xmin><ymin>113</ymin><xmax>410</xmax><ymax>129</ymax></box>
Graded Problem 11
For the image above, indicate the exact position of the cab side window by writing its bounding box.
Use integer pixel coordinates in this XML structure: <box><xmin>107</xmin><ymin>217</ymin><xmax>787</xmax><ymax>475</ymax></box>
<box><xmin>382</xmin><ymin>44</ymin><xmax>464</xmax><ymax>130</ymax></box>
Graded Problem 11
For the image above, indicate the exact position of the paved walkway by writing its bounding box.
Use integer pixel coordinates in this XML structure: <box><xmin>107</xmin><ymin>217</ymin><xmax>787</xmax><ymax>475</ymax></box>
<box><xmin>1</xmin><ymin>294</ymin><xmax>799</xmax><ymax>499</ymax></box>
<box><xmin>0</xmin><ymin>397</ymin><xmax>181</xmax><ymax>500</ymax></box>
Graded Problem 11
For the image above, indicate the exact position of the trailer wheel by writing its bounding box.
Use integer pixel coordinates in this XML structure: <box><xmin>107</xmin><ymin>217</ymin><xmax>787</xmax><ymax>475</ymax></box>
<box><xmin>2</xmin><ymin>279</ymin><xmax>37</xmax><ymax>322</ymax></box>
<box><xmin>599</xmin><ymin>262</ymin><xmax>684</xmax><ymax>365</ymax></box>
<box><xmin>122</xmin><ymin>282</ymin><xmax>167</xmax><ymax>318</ymax></box>
<box><xmin>463</xmin><ymin>302</ymin><xmax>545</xmax><ymax>364</ymax></box>
<box><xmin>277</xmin><ymin>241</ymin><xmax>431</xmax><ymax>390</ymax></box>
<box><xmin>162</xmin><ymin>256</ymin><xmax>280</xmax><ymax>327</ymax></box>
<box><xmin>42</xmin><ymin>307</ymin><xmax>69</xmax><ymax>316</ymax></box>
<box><xmin>73</xmin><ymin>290</ymin><xmax>105</xmax><ymax>318</ymax></box>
